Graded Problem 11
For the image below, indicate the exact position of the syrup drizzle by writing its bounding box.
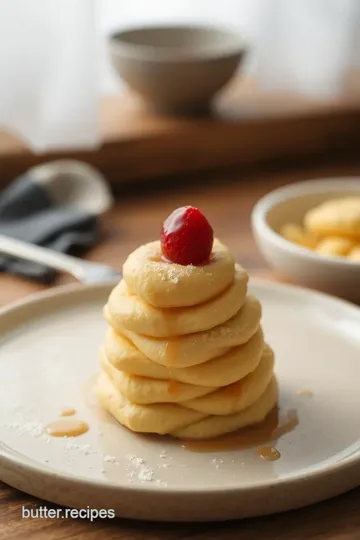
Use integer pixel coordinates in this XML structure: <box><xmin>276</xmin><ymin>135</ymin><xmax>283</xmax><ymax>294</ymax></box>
<box><xmin>148</xmin><ymin>247</ymin><xmax>181</xmax><ymax>367</ymax></box>
<box><xmin>222</xmin><ymin>380</ymin><xmax>243</xmax><ymax>397</ymax></box>
<box><xmin>147</xmin><ymin>253</ymin><xmax>170</xmax><ymax>264</ymax></box>
<box><xmin>167</xmin><ymin>379</ymin><xmax>182</xmax><ymax>398</ymax></box>
<box><xmin>147</xmin><ymin>254</ymin><xmax>163</xmax><ymax>263</ymax></box>
<box><xmin>182</xmin><ymin>407</ymin><xmax>298</xmax><ymax>453</ymax></box>
<box><xmin>166</xmin><ymin>339</ymin><xmax>179</xmax><ymax>365</ymax></box>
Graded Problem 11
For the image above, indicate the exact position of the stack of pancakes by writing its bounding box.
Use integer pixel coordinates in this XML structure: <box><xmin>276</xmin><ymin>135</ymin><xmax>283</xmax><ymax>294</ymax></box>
<box><xmin>96</xmin><ymin>239</ymin><xmax>277</xmax><ymax>439</ymax></box>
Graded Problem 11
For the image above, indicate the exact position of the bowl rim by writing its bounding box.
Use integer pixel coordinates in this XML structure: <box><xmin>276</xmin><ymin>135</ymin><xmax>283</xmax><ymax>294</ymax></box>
<box><xmin>251</xmin><ymin>177</ymin><xmax>360</xmax><ymax>268</ymax></box>
<box><xmin>108</xmin><ymin>23</ymin><xmax>248</xmax><ymax>62</ymax></box>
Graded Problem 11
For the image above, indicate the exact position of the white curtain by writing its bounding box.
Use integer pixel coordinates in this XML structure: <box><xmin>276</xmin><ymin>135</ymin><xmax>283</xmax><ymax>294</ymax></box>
<box><xmin>0</xmin><ymin>0</ymin><xmax>99</xmax><ymax>153</ymax></box>
<box><xmin>0</xmin><ymin>0</ymin><xmax>359</xmax><ymax>153</ymax></box>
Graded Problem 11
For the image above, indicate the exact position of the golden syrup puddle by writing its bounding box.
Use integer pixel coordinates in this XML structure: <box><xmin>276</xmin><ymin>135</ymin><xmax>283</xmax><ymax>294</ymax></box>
<box><xmin>45</xmin><ymin>418</ymin><xmax>89</xmax><ymax>438</ymax></box>
<box><xmin>258</xmin><ymin>446</ymin><xmax>281</xmax><ymax>461</ymax></box>
<box><xmin>182</xmin><ymin>407</ymin><xmax>298</xmax><ymax>454</ymax></box>
<box><xmin>59</xmin><ymin>407</ymin><xmax>76</xmax><ymax>417</ymax></box>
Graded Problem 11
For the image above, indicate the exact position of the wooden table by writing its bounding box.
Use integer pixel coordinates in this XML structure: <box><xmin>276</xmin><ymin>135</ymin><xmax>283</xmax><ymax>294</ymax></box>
<box><xmin>2</xmin><ymin>157</ymin><xmax>360</xmax><ymax>539</ymax></box>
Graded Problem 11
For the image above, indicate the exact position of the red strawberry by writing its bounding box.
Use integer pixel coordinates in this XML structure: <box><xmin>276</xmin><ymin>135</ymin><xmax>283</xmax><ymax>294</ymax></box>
<box><xmin>160</xmin><ymin>206</ymin><xmax>214</xmax><ymax>265</ymax></box>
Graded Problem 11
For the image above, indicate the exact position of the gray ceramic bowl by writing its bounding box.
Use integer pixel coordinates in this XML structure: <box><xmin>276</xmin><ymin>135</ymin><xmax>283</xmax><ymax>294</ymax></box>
<box><xmin>108</xmin><ymin>25</ymin><xmax>247</xmax><ymax>113</ymax></box>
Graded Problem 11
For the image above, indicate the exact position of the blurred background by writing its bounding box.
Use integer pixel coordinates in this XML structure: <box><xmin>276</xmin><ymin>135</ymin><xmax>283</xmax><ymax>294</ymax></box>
<box><xmin>0</xmin><ymin>0</ymin><xmax>360</xmax><ymax>151</ymax></box>
<box><xmin>1</xmin><ymin>0</ymin><xmax>360</xmax><ymax>303</ymax></box>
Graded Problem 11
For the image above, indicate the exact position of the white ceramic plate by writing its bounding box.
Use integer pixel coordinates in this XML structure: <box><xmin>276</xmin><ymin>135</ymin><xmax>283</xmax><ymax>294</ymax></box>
<box><xmin>1</xmin><ymin>280</ymin><xmax>360</xmax><ymax>522</ymax></box>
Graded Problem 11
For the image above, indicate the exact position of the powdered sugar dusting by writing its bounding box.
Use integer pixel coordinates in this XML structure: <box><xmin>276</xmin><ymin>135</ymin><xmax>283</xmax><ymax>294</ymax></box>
<box><xmin>138</xmin><ymin>467</ymin><xmax>154</xmax><ymax>482</ymax></box>
<box><xmin>146</xmin><ymin>261</ymin><xmax>196</xmax><ymax>285</ymax></box>
<box><xmin>126</xmin><ymin>453</ymin><xmax>167</xmax><ymax>487</ymax></box>
<box><xmin>4</xmin><ymin>420</ymin><xmax>45</xmax><ymax>438</ymax></box>
<box><xmin>64</xmin><ymin>442</ymin><xmax>96</xmax><ymax>456</ymax></box>
<box><xmin>211</xmin><ymin>457</ymin><xmax>225</xmax><ymax>467</ymax></box>
<box><xmin>3</xmin><ymin>416</ymin><xmax>163</xmax><ymax>486</ymax></box>
<box><xmin>104</xmin><ymin>454</ymin><xmax>117</xmax><ymax>463</ymax></box>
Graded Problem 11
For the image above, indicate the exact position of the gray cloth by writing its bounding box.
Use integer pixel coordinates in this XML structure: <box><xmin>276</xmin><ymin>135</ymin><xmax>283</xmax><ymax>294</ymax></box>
<box><xmin>0</xmin><ymin>173</ymin><xmax>99</xmax><ymax>283</ymax></box>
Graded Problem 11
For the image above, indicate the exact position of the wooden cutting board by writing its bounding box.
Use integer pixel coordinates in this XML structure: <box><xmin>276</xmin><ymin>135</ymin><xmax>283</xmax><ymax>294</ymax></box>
<box><xmin>1</xmin><ymin>77</ymin><xmax>360</xmax><ymax>187</ymax></box>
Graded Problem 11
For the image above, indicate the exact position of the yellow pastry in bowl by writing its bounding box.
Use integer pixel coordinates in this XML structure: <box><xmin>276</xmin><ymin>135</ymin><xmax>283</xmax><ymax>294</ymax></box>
<box><xmin>315</xmin><ymin>237</ymin><xmax>355</xmax><ymax>258</ymax></box>
<box><xmin>280</xmin><ymin>223</ymin><xmax>317</xmax><ymax>249</ymax></box>
<box><xmin>304</xmin><ymin>197</ymin><xmax>360</xmax><ymax>240</ymax></box>
<box><xmin>278</xmin><ymin>196</ymin><xmax>360</xmax><ymax>262</ymax></box>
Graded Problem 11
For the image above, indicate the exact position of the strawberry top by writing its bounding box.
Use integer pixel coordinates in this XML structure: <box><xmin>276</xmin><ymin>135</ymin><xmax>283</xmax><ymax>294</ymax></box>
<box><xmin>160</xmin><ymin>206</ymin><xmax>214</xmax><ymax>266</ymax></box>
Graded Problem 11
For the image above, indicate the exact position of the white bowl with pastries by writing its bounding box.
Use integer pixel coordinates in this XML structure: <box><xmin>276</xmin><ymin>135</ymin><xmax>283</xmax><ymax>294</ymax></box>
<box><xmin>251</xmin><ymin>178</ymin><xmax>360</xmax><ymax>301</ymax></box>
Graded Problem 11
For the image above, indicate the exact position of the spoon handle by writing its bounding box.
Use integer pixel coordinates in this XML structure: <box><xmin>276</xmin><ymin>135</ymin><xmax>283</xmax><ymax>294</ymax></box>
<box><xmin>0</xmin><ymin>235</ymin><xmax>119</xmax><ymax>284</ymax></box>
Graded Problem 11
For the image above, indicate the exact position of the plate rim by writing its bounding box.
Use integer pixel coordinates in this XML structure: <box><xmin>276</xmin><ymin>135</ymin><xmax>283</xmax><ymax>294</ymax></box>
<box><xmin>1</xmin><ymin>278</ymin><xmax>360</xmax><ymax>498</ymax></box>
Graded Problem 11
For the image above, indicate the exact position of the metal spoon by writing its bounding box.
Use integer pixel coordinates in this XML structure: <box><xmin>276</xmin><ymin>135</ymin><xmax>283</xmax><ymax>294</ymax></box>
<box><xmin>0</xmin><ymin>234</ymin><xmax>121</xmax><ymax>284</ymax></box>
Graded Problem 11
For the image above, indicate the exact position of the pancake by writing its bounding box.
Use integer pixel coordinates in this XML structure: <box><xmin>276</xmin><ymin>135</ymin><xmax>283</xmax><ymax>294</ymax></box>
<box><xmin>96</xmin><ymin>372</ymin><xmax>206</xmax><ymax>434</ymax></box>
<box><xmin>172</xmin><ymin>377</ymin><xmax>278</xmax><ymax>439</ymax></box>
<box><xmin>99</xmin><ymin>352</ymin><xmax>216</xmax><ymax>403</ymax></box>
<box><xmin>105</xmin><ymin>265</ymin><xmax>248</xmax><ymax>337</ymax></box>
<box><xmin>123</xmin><ymin>239</ymin><xmax>235</xmax><ymax>308</ymax></box>
<box><xmin>181</xmin><ymin>345</ymin><xmax>274</xmax><ymax>415</ymax></box>
<box><xmin>104</xmin><ymin>327</ymin><xmax>264</xmax><ymax>387</ymax></box>
<box><xmin>96</xmin><ymin>371</ymin><xmax>278</xmax><ymax>439</ymax></box>
<box><xmin>117</xmin><ymin>295</ymin><xmax>262</xmax><ymax>368</ymax></box>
